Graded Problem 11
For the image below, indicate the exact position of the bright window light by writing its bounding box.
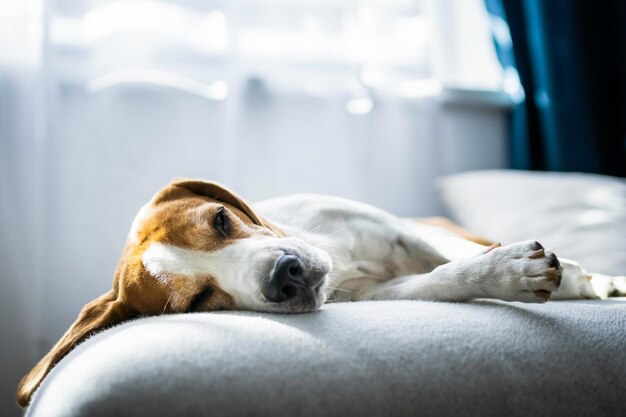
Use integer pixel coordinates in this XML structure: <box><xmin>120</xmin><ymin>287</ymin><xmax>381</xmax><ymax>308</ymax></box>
<box><xmin>48</xmin><ymin>0</ymin><xmax>507</xmax><ymax>101</ymax></box>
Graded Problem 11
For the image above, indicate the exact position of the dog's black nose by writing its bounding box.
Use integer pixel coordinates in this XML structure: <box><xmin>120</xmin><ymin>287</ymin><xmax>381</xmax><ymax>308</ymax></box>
<box><xmin>263</xmin><ymin>254</ymin><xmax>305</xmax><ymax>303</ymax></box>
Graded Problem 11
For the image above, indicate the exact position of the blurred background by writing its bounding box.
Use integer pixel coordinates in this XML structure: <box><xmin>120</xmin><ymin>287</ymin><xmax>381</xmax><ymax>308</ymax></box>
<box><xmin>1</xmin><ymin>0</ymin><xmax>624</xmax><ymax>415</ymax></box>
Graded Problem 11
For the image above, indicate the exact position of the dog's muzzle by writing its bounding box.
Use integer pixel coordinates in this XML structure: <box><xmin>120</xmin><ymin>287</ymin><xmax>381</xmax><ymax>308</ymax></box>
<box><xmin>262</xmin><ymin>253</ymin><xmax>327</xmax><ymax>307</ymax></box>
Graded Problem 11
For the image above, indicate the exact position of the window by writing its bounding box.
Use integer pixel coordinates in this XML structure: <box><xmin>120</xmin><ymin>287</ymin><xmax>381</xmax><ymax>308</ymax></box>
<box><xmin>47</xmin><ymin>0</ymin><xmax>509</xmax><ymax>113</ymax></box>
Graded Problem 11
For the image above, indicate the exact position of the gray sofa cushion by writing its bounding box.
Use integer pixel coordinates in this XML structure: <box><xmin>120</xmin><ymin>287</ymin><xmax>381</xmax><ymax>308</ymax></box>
<box><xmin>438</xmin><ymin>170</ymin><xmax>626</xmax><ymax>276</ymax></box>
<box><xmin>28</xmin><ymin>300</ymin><xmax>626</xmax><ymax>417</ymax></box>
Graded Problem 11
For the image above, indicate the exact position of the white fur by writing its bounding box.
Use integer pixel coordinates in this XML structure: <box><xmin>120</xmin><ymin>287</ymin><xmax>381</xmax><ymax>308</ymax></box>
<box><xmin>142</xmin><ymin>237</ymin><xmax>332</xmax><ymax>312</ymax></box>
<box><xmin>255</xmin><ymin>194</ymin><xmax>602</xmax><ymax>303</ymax></box>
<box><xmin>143</xmin><ymin>192</ymin><xmax>607</xmax><ymax>310</ymax></box>
<box><xmin>128</xmin><ymin>203</ymin><xmax>152</xmax><ymax>244</ymax></box>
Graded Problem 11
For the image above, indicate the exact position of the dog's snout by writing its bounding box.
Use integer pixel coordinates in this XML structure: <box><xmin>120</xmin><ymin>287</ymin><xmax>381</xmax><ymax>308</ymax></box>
<box><xmin>263</xmin><ymin>254</ymin><xmax>307</xmax><ymax>303</ymax></box>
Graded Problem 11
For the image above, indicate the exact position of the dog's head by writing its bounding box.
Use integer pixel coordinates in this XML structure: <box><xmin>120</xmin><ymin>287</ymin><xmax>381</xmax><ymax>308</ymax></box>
<box><xmin>17</xmin><ymin>179</ymin><xmax>331</xmax><ymax>407</ymax></box>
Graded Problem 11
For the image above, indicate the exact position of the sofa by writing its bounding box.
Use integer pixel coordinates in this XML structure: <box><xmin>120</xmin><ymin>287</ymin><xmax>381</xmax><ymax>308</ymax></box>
<box><xmin>26</xmin><ymin>170</ymin><xmax>626</xmax><ymax>416</ymax></box>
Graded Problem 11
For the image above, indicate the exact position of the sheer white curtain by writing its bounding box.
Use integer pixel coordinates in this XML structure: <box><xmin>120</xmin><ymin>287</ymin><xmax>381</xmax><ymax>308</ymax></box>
<box><xmin>0</xmin><ymin>1</ymin><xmax>507</xmax><ymax>415</ymax></box>
<box><xmin>0</xmin><ymin>2</ymin><xmax>48</xmax><ymax>415</ymax></box>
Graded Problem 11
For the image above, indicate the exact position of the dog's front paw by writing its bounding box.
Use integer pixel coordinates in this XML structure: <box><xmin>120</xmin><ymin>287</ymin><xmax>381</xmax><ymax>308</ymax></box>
<box><xmin>480</xmin><ymin>240</ymin><xmax>562</xmax><ymax>303</ymax></box>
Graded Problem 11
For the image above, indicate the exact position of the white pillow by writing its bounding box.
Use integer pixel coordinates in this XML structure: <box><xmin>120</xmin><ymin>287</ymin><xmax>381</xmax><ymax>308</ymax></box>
<box><xmin>438</xmin><ymin>170</ymin><xmax>626</xmax><ymax>276</ymax></box>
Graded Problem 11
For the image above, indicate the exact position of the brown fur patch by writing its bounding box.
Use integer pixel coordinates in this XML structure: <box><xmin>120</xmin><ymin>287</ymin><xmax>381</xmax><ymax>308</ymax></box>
<box><xmin>408</xmin><ymin>216</ymin><xmax>495</xmax><ymax>246</ymax></box>
<box><xmin>533</xmin><ymin>290</ymin><xmax>551</xmax><ymax>301</ymax></box>
<box><xmin>166</xmin><ymin>275</ymin><xmax>236</xmax><ymax>313</ymax></box>
<box><xmin>17</xmin><ymin>179</ymin><xmax>283</xmax><ymax>407</ymax></box>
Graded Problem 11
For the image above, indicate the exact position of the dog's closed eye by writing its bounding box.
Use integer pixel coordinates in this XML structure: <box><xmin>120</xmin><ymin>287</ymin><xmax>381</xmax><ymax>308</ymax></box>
<box><xmin>214</xmin><ymin>206</ymin><xmax>231</xmax><ymax>236</ymax></box>
<box><xmin>188</xmin><ymin>287</ymin><xmax>214</xmax><ymax>312</ymax></box>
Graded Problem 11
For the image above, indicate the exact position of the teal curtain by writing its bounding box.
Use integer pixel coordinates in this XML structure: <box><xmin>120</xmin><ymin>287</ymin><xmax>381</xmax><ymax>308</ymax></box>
<box><xmin>485</xmin><ymin>0</ymin><xmax>626</xmax><ymax>177</ymax></box>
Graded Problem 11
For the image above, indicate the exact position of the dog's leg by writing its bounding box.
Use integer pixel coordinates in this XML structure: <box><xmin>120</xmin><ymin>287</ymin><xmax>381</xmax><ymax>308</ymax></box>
<box><xmin>385</xmin><ymin>222</ymin><xmax>600</xmax><ymax>301</ymax></box>
<box><xmin>551</xmin><ymin>258</ymin><xmax>622</xmax><ymax>299</ymax></box>
<box><xmin>356</xmin><ymin>240</ymin><xmax>565</xmax><ymax>302</ymax></box>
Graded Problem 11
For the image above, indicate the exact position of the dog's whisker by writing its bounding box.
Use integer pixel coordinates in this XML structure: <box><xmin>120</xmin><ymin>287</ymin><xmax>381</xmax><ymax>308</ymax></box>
<box><xmin>324</xmin><ymin>282</ymin><xmax>352</xmax><ymax>293</ymax></box>
<box><xmin>317</xmin><ymin>228</ymin><xmax>344</xmax><ymax>240</ymax></box>
<box><xmin>309</xmin><ymin>239</ymin><xmax>339</xmax><ymax>251</ymax></box>
<box><xmin>308</xmin><ymin>224</ymin><xmax>323</xmax><ymax>235</ymax></box>
<box><xmin>328</xmin><ymin>287</ymin><xmax>351</xmax><ymax>293</ymax></box>
<box><xmin>163</xmin><ymin>294</ymin><xmax>174</xmax><ymax>314</ymax></box>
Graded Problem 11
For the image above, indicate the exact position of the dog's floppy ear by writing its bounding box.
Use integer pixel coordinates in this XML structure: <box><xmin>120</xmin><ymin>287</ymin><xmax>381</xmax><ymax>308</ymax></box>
<box><xmin>16</xmin><ymin>290</ymin><xmax>131</xmax><ymax>407</ymax></box>
<box><xmin>160</xmin><ymin>178</ymin><xmax>286</xmax><ymax>236</ymax></box>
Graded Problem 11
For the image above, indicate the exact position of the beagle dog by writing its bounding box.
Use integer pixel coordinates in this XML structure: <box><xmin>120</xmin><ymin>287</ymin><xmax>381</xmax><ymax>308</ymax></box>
<box><xmin>17</xmin><ymin>178</ymin><xmax>607</xmax><ymax>406</ymax></box>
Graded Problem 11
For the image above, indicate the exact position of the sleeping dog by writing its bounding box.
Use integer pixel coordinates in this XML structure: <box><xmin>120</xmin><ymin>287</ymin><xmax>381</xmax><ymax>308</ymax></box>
<box><xmin>17</xmin><ymin>178</ymin><xmax>605</xmax><ymax>406</ymax></box>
